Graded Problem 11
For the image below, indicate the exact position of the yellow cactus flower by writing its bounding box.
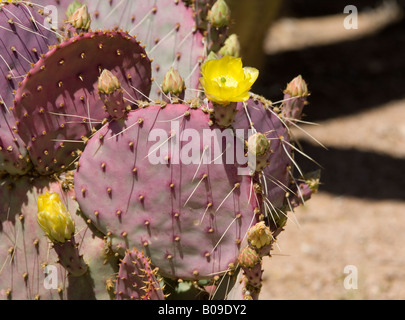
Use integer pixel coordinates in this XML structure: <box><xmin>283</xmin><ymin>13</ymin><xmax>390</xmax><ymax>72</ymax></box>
<box><xmin>200</xmin><ymin>56</ymin><xmax>259</xmax><ymax>105</ymax></box>
<box><xmin>37</xmin><ymin>192</ymin><xmax>75</xmax><ymax>243</ymax></box>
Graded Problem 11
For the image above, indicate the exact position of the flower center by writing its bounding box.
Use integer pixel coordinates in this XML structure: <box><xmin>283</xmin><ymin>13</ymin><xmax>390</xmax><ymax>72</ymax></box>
<box><xmin>215</xmin><ymin>75</ymin><xmax>238</xmax><ymax>88</ymax></box>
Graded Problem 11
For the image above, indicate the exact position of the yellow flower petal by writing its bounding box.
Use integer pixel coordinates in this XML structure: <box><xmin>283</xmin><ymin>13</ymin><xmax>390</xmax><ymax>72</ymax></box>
<box><xmin>244</xmin><ymin>67</ymin><xmax>259</xmax><ymax>86</ymax></box>
<box><xmin>200</xmin><ymin>56</ymin><xmax>259</xmax><ymax>105</ymax></box>
<box><xmin>228</xmin><ymin>91</ymin><xmax>250</xmax><ymax>103</ymax></box>
<box><xmin>37</xmin><ymin>192</ymin><xmax>75</xmax><ymax>243</ymax></box>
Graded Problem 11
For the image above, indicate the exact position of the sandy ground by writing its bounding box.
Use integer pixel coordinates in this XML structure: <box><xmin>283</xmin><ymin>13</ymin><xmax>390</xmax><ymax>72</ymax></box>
<box><xmin>259</xmin><ymin>4</ymin><xmax>405</xmax><ymax>300</ymax></box>
<box><xmin>261</xmin><ymin>100</ymin><xmax>405</xmax><ymax>300</ymax></box>
<box><xmin>262</xmin><ymin>191</ymin><xmax>405</xmax><ymax>300</ymax></box>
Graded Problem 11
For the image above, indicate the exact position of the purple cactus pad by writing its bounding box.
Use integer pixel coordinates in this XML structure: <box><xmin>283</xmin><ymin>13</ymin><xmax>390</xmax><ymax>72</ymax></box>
<box><xmin>75</xmin><ymin>104</ymin><xmax>262</xmax><ymax>280</ymax></box>
<box><xmin>13</xmin><ymin>31</ymin><xmax>152</xmax><ymax>175</ymax></box>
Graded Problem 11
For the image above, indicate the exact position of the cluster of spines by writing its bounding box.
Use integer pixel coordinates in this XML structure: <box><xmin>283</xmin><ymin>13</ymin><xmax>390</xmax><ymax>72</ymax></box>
<box><xmin>115</xmin><ymin>249</ymin><xmax>165</xmax><ymax>300</ymax></box>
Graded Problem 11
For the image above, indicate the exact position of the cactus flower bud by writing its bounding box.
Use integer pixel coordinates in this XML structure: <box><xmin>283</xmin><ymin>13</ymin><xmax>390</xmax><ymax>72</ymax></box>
<box><xmin>248</xmin><ymin>133</ymin><xmax>271</xmax><ymax>157</ymax></box>
<box><xmin>238</xmin><ymin>246</ymin><xmax>261</xmax><ymax>269</ymax></box>
<box><xmin>98</xmin><ymin>69</ymin><xmax>121</xmax><ymax>95</ymax></box>
<box><xmin>219</xmin><ymin>34</ymin><xmax>241</xmax><ymax>58</ymax></box>
<box><xmin>207</xmin><ymin>0</ymin><xmax>231</xmax><ymax>28</ymax></box>
<box><xmin>304</xmin><ymin>169</ymin><xmax>321</xmax><ymax>194</ymax></box>
<box><xmin>98</xmin><ymin>69</ymin><xmax>127</xmax><ymax>119</ymax></box>
<box><xmin>285</xmin><ymin>75</ymin><xmax>309</xmax><ymax>98</ymax></box>
<box><xmin>247</xmin><ymin>222</ymin><xmax>272</xmax><ymax>250</ymax></box>
<box><xmin>247</xmin><ymin>133</ymin><xmax>271</xmax><ymax>172</ymax></box>
<box><xmin>162</xmin><ymin>67</ymin><xmax>185</xmax><ymax>96</ymax></box>
<box><xmin>282</xmin><ymin>75</ymin><xmax>309</xmax><ymax>121</ymax></box>
<box><xmin>37</xmin><ymin>192</ymin><xmax>75</xmax><ymax>243</ymax></box>
<box><xmin>66</xmin><ymin>0</ymin><xmax>83</xmax><ymax>19</ymax></box>
<box><xmin>68</xmin><ymin>4</ymin><xmax>91</xmax><ymax>31</ymax></box>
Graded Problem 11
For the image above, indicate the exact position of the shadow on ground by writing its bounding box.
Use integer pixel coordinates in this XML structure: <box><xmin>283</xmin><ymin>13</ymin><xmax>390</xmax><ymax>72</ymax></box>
<box><xmin>255</xmin><ymin>20</ymin><xmax>405</xmax><ymax>122</ymax></box>
<box><xmin>252</xmin><ymin>1</ymin><xmax>405</xmax><ymax>201</ymax></box>
<box><xmin>295</xmin><ymin>140</ymin><xmax>405</xmax><ymax>201</ymax></box>
<box><xmin>281</xmin><ymin>0</ymin><xmax>405</xmax><ymax>18</ymax></box>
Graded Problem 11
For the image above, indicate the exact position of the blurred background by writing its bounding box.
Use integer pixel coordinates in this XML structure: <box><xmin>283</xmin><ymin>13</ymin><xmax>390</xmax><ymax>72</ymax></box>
<box><xmin>229</xmin><ymin>0</ymin><xmax>405</xmax><ymax>299</ymax></box>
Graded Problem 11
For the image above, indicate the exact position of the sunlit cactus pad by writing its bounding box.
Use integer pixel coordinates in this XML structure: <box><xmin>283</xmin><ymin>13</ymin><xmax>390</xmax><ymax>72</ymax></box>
<box><xmin>74</xmin><ymin>103</ymin><xmax>262</xmax><ymax>280</ymax></box>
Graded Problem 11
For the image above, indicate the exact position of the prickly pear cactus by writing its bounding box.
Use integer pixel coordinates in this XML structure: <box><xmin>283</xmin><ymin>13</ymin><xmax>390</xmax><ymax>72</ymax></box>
<box><xmin>0</xmin><ymin>0</ymin><xmax>318</xmax><ymax>300</ymax></box>
<box><xmin>14</xmin><ymin>30</ymin><xmax>152</xmax><ymax>175</ymax></box>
